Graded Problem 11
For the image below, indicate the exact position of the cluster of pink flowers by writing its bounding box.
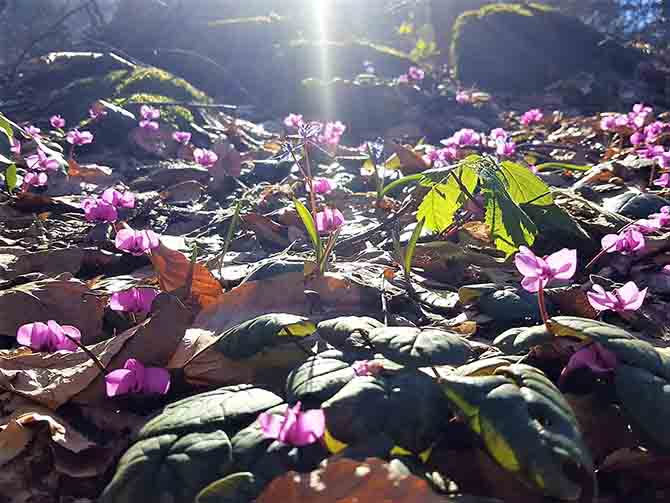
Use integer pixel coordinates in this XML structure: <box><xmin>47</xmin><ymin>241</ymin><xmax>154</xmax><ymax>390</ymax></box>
<box><xmin>23</xmin><ymin>148</ymin><xmax>60</xmax><ymax>188</ymax></box>
<box><xmin>82</xmin><ymin>188</ymin><xmax>135</xmax><ymax>223</ymax></box>
<box><xmin>520</xmin><ymin>109</ymin><xmax>544</xmax><ymax>126</ymax></box>
<box><xmin>423</xmin><ymin>127</ymin><xmax>517</xmax><ymax>167</ymax></box>
<box><xmin>139</xmin><ymin>105</ymin><xmax>160</xmax><ymax>131</ymax></box>
<box><xmin>515</xmin><ymin>244</ymin><xmax>648</xmax><ymax>315</ymax></box>
<box><xmin>283</xmin><ymin>114</ymin><xmax>347</xmax><ymax>147</ymax></box>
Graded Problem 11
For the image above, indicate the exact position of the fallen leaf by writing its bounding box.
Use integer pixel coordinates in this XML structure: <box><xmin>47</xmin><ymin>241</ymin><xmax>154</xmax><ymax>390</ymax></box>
<box><xmin>257</xmin><ymin>457</ymin><xmax>453</xmax><ymax>502</ymax></box>
<box><xmin>150</xmin><ymin>241</ymin><xmax>224</xmax><ymax>309</ymax></box>
<box><xmin>0</xmin><ymin>276</ymin><xmax>105</xmax><ymax>343</ymax></box>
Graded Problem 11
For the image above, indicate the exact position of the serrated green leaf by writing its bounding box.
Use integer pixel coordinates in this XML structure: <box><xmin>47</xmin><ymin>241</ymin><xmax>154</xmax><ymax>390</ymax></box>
<box><xmin>5</xmin><ymin>164</ymin><xmax>17</xmax><ymax>192</ymax></box>
<box><xmin>500</xmin><ymin>161</ymin><xmax>553</xmax><ymax>206</ymax></box>
<box><xmin>483</xmin><ymin>187</ymin><xmax>537</xmax><ymax>256</ymax></box>
<box><xmin>293</xmin><ymin>197</ymin><xmax>322</xmax><ymax>260</ymax></box>
<box><xmin>417</xmin><ymin>164</ymin><xmax>478</xmax><ymax>233</ymax></box>
<box><xmin>404</xmin><ymin>218</ymin><xmax>424</xmax><ymax>277</ymax></box>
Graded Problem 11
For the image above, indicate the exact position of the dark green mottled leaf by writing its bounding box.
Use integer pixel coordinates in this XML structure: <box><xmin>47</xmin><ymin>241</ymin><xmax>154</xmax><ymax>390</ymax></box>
<box><xmin>285</xmin><ymin>354</ymin><xmax>357</xmax><ymax>407</ymax></box>
<box><xmin>440</xmin><ymin>364</ymin><xmax>594</xmax><ymax>500</ymax></box>
<box><xmin>368</xmin><ymin>326</ymin><xmax>473</xmax><ymax>367</ymax></box>
<box><xmin>317</xmin><ymin>316</ymin><xmax>383</xmax><ymax>352</ymax></box>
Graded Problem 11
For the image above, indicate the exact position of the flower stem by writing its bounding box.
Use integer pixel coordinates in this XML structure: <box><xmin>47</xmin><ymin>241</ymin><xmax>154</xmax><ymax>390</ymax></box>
<box><xmin>537</xmin><ymin>286</ymin><xmax>550</xmax><ymax>329</ymax></box>
<box><xmin>59</xmin><ymin>332</ymin><xmax>108</xmax><ymax>376</ymax></box>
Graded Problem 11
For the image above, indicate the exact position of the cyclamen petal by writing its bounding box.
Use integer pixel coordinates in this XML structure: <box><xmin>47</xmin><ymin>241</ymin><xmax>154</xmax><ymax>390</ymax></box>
<box><xmin>310</xmin><ymin>177</ymin><xmax>336</xmax><ymax>194</ymax></box>
<box><xmin>559</xmin><ymin>343</ymin><xmax>617</xmax><ymax>385</ymax></box>
<box><xmin>109</xmin><ymin>288</ymin><xmax>159</xmax><ymax>313</ymax></box>
<box><xmin>315</xmin><ymin>207</ymin><xmax>345</xmax><ymax>233</ymax></box>
<box><xmin>105</xmin><ymin>358</ymin><xmax>170</xmax><ymax>397</ymax></box>
<box><xmin>546</xmin><ymin>248</ymin><xmax>578</xmax><ymax>279</ymax></box>
<box><xmin>172</xmin><ymin>131</ymin><xmax>192</xmax><ymax>144</ymax></box>
<box><xmin>140</xmin><ymin>105</ymin><xmax>160</xmax><ymax>121</ymax></box>
<box><xmin>66</xmin><ymin>130</ymin><xmax>94</xmax><ymax>146</ymax></box>
<box><xmin>587</xmin><ymin>281</ymin><xmax>647</xmax><ymax>313</ymax></box>
<box><xmin>115</xmin><ymin>228</ymin><xmax>160</xmax><ymax>255</ymax></box>
<box><xmin>16</xmin><ymin>320</ymin><xmax>81</xmax><ymax>352</ymax></box>
<box><xmin>101</xmin><ymin>188</ymin><xmax>135</xmax><ymax>209</ymax></box>
<box><xmin>258</xmin><ymin>402</ymin><xmax>325</xmax><ymax>447</ymax></box>
<box><xmin>24</xmin><ymin>171</ymin><xmax>48</xmax><ymax>187</ymax></box>
<box><xmin>514</xmin><ymin>246</ymin><xmax>576</xmax><ymax>293</ymax></box>
<box><xmin>193</xmin><ymin>148</ymin><xmax>218</xmax><ymax>168</ymax></box>
<box><xmin>50</xmin><ymin>115</ymin><xmax>65</xmax><ymax>128</ymax></box>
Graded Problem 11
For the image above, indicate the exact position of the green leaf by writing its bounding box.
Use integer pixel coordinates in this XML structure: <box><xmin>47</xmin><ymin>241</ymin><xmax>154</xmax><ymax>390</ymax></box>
<box><xmin>499</xmin><ymin>160</ymin><xmax>553</xmax><ymax>206</ymax></box>
<box><xmin>293</xmin><ymin>197</ymin><xmax>322</xmax><ymax>260</ymax></box>
<box><xmin>195</xmin><ymin>472</ymin><xmax>256</xmax><ymax>503</ymax></box>
<box><xmin>440</xmin><ymin>364</ymin><xmax>594</xmax><ymax>500</ymax></box>
<box><xmin>0</xmin><ymin>113</ymin><xmax>13</xmax><ymax>141</ymax></box>
<box><xmin>5</xmin><ymin>164</ymin><xmax>17</xmax><ymax>192</ymax></box>
<box><xmin>368</xmin><ymin>326</ymin><xmax>473</xmax><ymax>367</ymax></box>
<box><xmin>484</xmin><ymin>187</ymin><xmax>537</xmax><ymax>256</ymax></box>
<box><xmin>404</xmin><ymin>218</ymin><xmax>424</xmax><ymax>278</ymax></box>
<box><xmin>381</xmin><ymin>173</ymin><xmax>422</xmax><ymax>196</ymax></box>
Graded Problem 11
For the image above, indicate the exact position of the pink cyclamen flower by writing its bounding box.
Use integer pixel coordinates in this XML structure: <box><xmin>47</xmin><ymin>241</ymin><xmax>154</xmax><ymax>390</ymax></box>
<box><xmin>25</xmin><ymin>125</ymin><xmax>41</xmax><ymax>137</ymax></box>
<box><xmin>24</xmin><ymin>171</ymin><xmax>48</xmax><ymax>187</ymax></box>
<box><xmin>653</xmin><ymin>173</ymin><xmax>670</xmax><ymax>188</ymax></box>
<box><xmin>109</xmin><ymin>288</ymin><xmax>160</xmax><ymax>314</ymax></box>
<box><xmin>663</xmin><ymin>264</ymin><xmax>670</xmax><ymax>275</ymax></box>
<box><xmin>66</xmin><ymin>129</ymin><xmax>94</xmax><ymax>146</ymax></box>
<box><xmin>632</xmin><ymin>218</ymin><xmax>661</xmax><ymax>234</ymax></box>
<box><xmin>601</xmin><ymin>229</ymin><xmax>645</xmax><ymax>255</ymax></box>
<box><xmin>284</xmin><ymin>113</ymin><xmax>304</xmax><ymax>129</ymax></box>
<box><xmin>443</xmin><ymin>128</ymin><xmax>480</xmax><ymax>148</ymax></box>
<box><xmin>81</xmin><ymin>197</ymin><xmax>118</xmax><ymax>223</ymax></box>
<box><xmin>10</xmin><ymin>138</ymin><xmax>21</xmax><ymax>156</ymax></box>
<box><xmin>310</xmin><ymin>177</ymin><xmax>336</xmax><ymax>194</ymax></box>
<box><xmin>456</xmin><ymin>91</ymin><xmax>471</xmax><ymax>104</ymax></box>
<box><xmin>115</xmin><ymin>228</ymin><xmax>160</xmax><ymax>255</ymax></box>
<box><xmin>353</xmin><ymin>360</ymin><xmax>384</xmax><ymax>377</ymax></box>
<box><xmin>644</xmin><ymin>121</ymin><xmax>665</xmax><ymax>143</ymax></box>
<box><xmin>490</xmin><ymin>128</ymin><xmax>509</xmax><ymax>142</ymax></box>
<box><xmin>105</xmin><ymin>358</ymin><xmax>170</xmax><ymax>397</ymax></box>
<box><xmin>587</xmin><ymin>281</ymin><xmax>647</xmax><ymax>313</ymax></box>
<box><xmin>520</xmin><ymin>109</ymin><xmax>543</xmax><ymax>126</ymax></box>
<box><xmin>318</xmin><ymin>121</ymin><xmax>346</xmax><ymax>146</ymax></box>
<box><xmin>649</xmin><ymin>206</ymin><xmax>670</xmax><ymax>227</ymax></box>
<box><xmin>408</xmin><ymin>66</ymin><xmax>425</xmax><ymax>81</ymax></box>
<box><xmin>25</xmin><ymin>149</ymin><xmax>59</xmax><ymax>172</ymax></box>
<box><xmin>496</xmin><ymin>140</ymin><xmax>516</xmax><ymax>157</ymax></box>
<box><xmin>258</xmin><ymin>401</ymin><xmax>325</xmax><ymax>446</ymax></box>
<box><xmin>639</xmin><ymin>144</ymin><xmax>665</xmax><ymax>160</ymax></box>
<box><xmin>559</xmin><ymin>342</ymin><xmax>617</xmax><ymax>385</ymax></box>
<box><xmin>600</xmin><ymin>116</ymin><xmax>618</xmax><ymax>131</ymax></box>
<box><xmin>397</xmin><ymin>74</ymin><xmax>409</xmax><ymax>84</ymax></box>
<box><xmin>193</xmin><ymin>148</ymin><xmax>218</xmax><ymax>168</ymax></box>
<box><xmin>17</xmin><ymin>320</ymin><xmax>81</xmax><ymax>352</ymax></box>
<box><xmin>140</xmin><ymin>105</ymin><xmax>160</xmax><ymax>121</ymax></box>
<box><xmin>315</xmin><ymin>207</ymin><xmax>345</xmax><ymax>233</ymax></box>
<box><xmin>139</xmin><ymin>119</ymin><xmax>160</xmax><ymax>131</ymax></box>
<box><xmin>514</xmin><ymin>246</ymin><xmax>577</xmax><ymax>293</ymax></box>
<box><xmin>89</xmin><ymin>103</ymin><xmax>107</xmax><ymax>120</ymax></box>
<box><xmin>50</xmin><ymin>115</ymin><xmax>65</xmax><ymax>128</ymax></box>
<box><xmin>630</xmin><ymin>130</ymin><xmax>646</xmax><ymax>146</ymax></box>
<box><xmin>172</xmin><ymin>131</ymin><xmax>192</xmax><ymax>144</ymax></box>
<box><xmin>101</xmin><ymin>188</ymin><xmax>135</xmax><ymax>209</ymax></box>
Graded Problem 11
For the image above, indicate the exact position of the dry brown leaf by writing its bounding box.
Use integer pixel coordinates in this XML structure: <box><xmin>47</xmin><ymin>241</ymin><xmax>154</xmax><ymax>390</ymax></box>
<box><xmin>241</xmin><ymin>213</ymin><xmax>292</xmax><ymax>248</ymax></box>
<box><xmin>0</xmin><ymin>276</ymin><xmax>105</xmax><ymax>343</ymax></box>
<box><xmin>67</xmin><ymin>159</ymin><xmax>114</xmax><ymax>184</ymax></box>
<box><xmin>73</xmin><ymin>294</ymin><xmax>192</xmax><ymax>404</ymax></box>
<box><xmin>194</xmin><ymin>271</ymin><xmax>374</xmax><ymax>333</ymax></box>
<box><xmin>0</xmin><ymin>326</ymin><xmax>136</xmax><ymax>410</ymax></box>
<box><xmin>257</xmin><ymin>457</ymin><xmax>453</xmax><ymax>503</ymax></box>
<box><xmin>391</xmin><ymin>142</ymin><xmax>429</xmax><ymax>174</ymax></box>
<box><xmin>0</xmin><ymin>247</ymin><xmax>85</xmax><ymax>281</ymax></box>
<box><xmin>150</xmin><ymin>242</ymin><xmax>224</xmax><ymax>309</ymax></box>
